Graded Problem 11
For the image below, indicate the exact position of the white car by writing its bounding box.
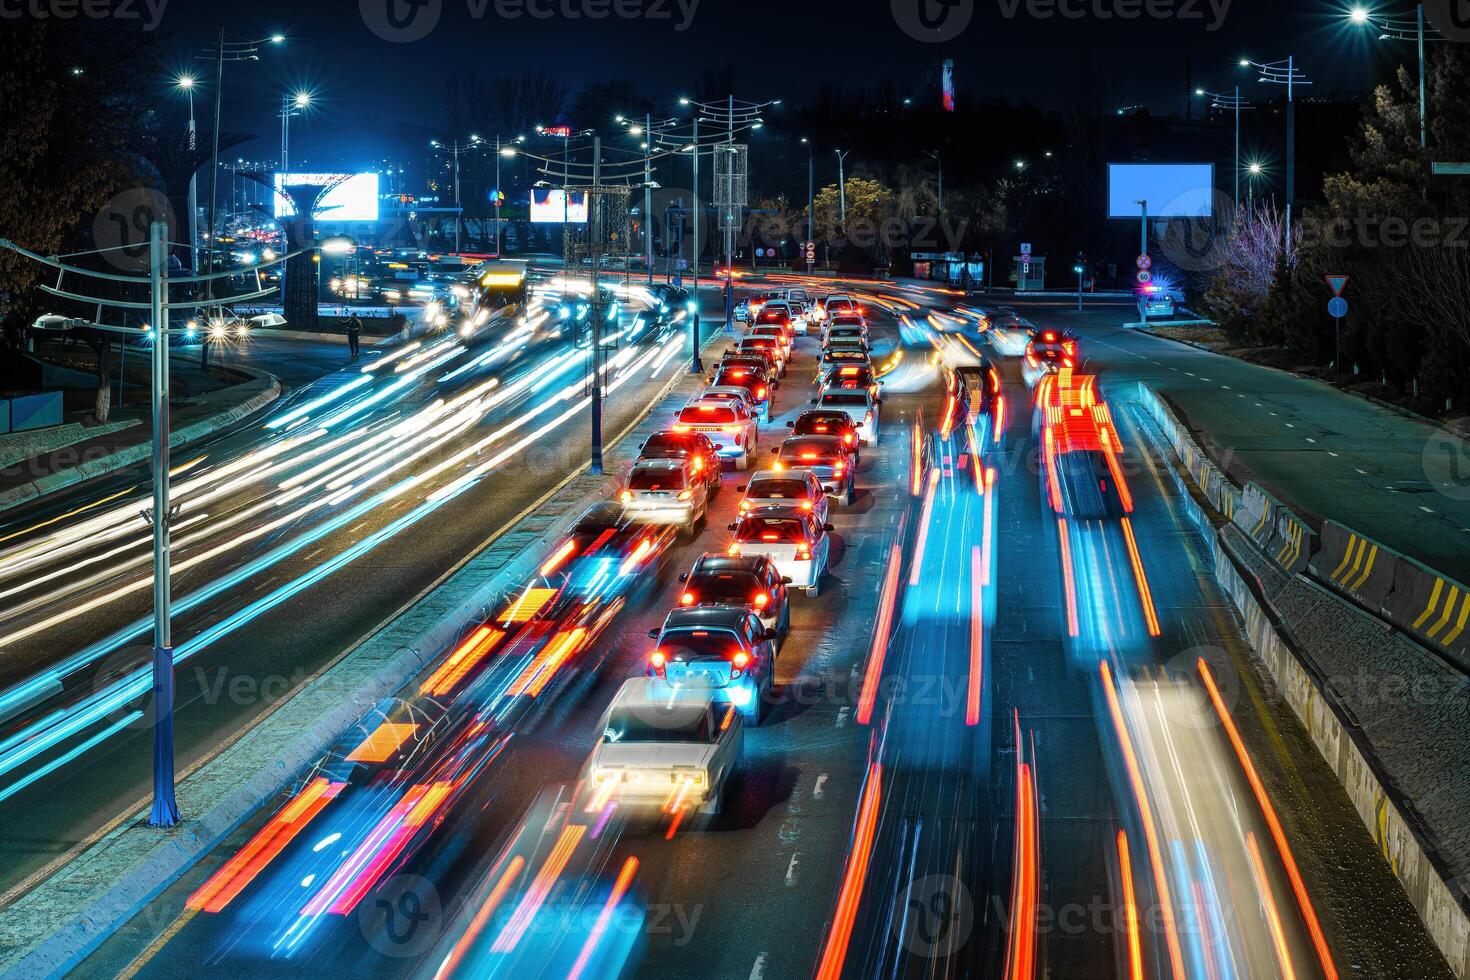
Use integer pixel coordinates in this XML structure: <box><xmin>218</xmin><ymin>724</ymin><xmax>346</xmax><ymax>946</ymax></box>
<box><xmin>619</xmin><ymin>457</ymin><xmax>710</xmax><ymax>535</ymax></box>
<box><xmin>728</xmin><ymin>504</ymin><xmax>833</xmax><ymax>596</ymax></box>
<box><xmin>813</xmin><ymin>388</ymin><xmax>879</xmax><ymax>446</ymax></box>
<box><xmin>673</xmin><ymin>400</ymin><xmax>759</xmax><ymax>470</ymax></box>
<box><xmin>736</xmin><ymin>468</ymin><xmax>830</xmax><ymax>524</ymax></box>
<box><xmin>589</xmin><ymin>678</ymin><xmax>743</xmax><ymax>815</ymax></box>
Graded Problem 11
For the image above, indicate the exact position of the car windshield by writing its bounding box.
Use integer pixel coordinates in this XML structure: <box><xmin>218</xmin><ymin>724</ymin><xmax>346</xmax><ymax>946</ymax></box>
<box><xmin>628</xmin><ymin>469</ymin><xmax>686</xmax><ymax>490</ymax></box>
<box><xmin>820</xmin><ymin>393</ymin><xmax>869</xmax><ymax>407</ymax></box>
<box><xmin>604</xmin><ymin>704</ymin><xmax>712</xmax><ymax>743</ymax></box>
<box><xmin>737</xmin><ymin>517</ymin><xmax>809</xmax><ymax>542</ymax></box>
<box><xmin>749</xmin><ymin>479</ymin><xmax>809</xmax><ymax>499</ymax></box>
<box><xmin>688</xmin><ymin>571</ymin><xmax>763</xmax><ymax>602</ymax></box>
<box><xmin>678</xmin><ymin>405</ymin><xmax>737</xmax><ymax>425</ymax></box>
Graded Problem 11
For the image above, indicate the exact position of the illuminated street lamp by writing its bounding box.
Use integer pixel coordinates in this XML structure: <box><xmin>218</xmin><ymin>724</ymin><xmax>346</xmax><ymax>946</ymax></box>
<box><xmin>280</xmin><ymin>89</ymin><xmax>312</xmax><ymax>172</ymax></box>
<box><xmin>1348</xmin><ymin>3</ymin><xmax>1443</xmax><ymax>148</ymax></box>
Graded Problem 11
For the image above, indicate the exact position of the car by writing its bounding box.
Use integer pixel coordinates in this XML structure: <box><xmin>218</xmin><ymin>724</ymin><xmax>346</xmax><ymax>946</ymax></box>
<box><xmin>539</xmin><ymin>502</ymin><xmax>677</xmax><ymax>596</ymax></box>
<box><xmin>817</xmin><ymin>348</ymin><xmax>872</xmax><ymax>379</ymax></box>
<box><xmin>638</xmin><ymin>430</ymin><xmax>722</xmax><ymax>494</ymax></box>
<box><xmin>648</xmin><ymin>283</ymin><xmax>695</xmax><ymax>323</ymax></box>
<box><xmin>754</xmin><ymin>301</ymin><xmax>795</xmax><ymax>331</ymax></box>
<box><xmin>720</xmin><ymin>349</ymin><xmax>781</xmax><ymax>389</ymax></box>
<box><xmin>823</xmin><ymin>326</ymin><xmax>871</xmax><ymax>353</ymax></box>
<box><xmin>727</xmin><ymin>504</ymin><xmax>834</xmax><ymax>597</ymax></box>
<box><xmin>696</xmin><ymin>385</ymin><xmax>760</xmax><ymax>421</ymax></box>
<box><xmin>947</xmin><ymin>363</ymin><xmax>999</xmax><ymax>424</ymax></box>
<box><xmin>812</xmin><ymin>388</ymin><xmax>879</xmax><ymax>445</ymax></box>
<box><xmin>812</xmin><ymin>293</ymin><xmax>857</xmax><ymax>323</ymax></box>
<box><xmin>736</xmin><ymin>468</ymin><xmax>830</xmax><ymax>524</ymax></box>
<box><xmin>1139</xmin><ymin>288</ymin><xmax>1176</xmax><ymax>318</ymax></box>
<box><xmin>736</xmin><ymin>335</ymin><xmax>787</xmax><ymax>378</ymax></box>
<box><xmin>787</xmin><ymin>410</ymin><xmax>862</xmax><ymax>457</ymax></box>
<box><xmin>822</xmin><ymin>313</ymin><xmax>868</xmax><ymax>341</ymax></box>
<box><xmin>710</xmin><ymin>365</ymin><xmax>772</xmax><ymax>421</ymax></box>
<box><xmin>749</xmin><ymin>324</ymin><xmax>792</xmax><ymax>360</ymax></box>
<box><xmin>619</xmin><ymin>457</ymin><xmax>710</xmax><ymax>536</ymax></box>
<box><xmin>820</xmin><ymin>363</ymin><xmax>882</xmax><ymax>404</ymax></box>
<box><xmin>646</xmin><ymin>606</ymin><xmax>780</xmax><ymax>723</ymax></box>
<box><xmin>589</xmin><ymin>678</ymin><xmax>743</xmax><ymax>812</ymax></box>
<box><xmin>672</xmin><ymin>399</ymin><xmax>759</xmax><ymax>470</ymax></box>
<box><xmin>770</xmin><ymin>434</ymin><xmax>856</xmax><ymax>505</ymax></box>
<box><xmin>1026</xmin><ymin>328</ymin><xmax>1079</xmax><ymax>358</ymax></box>
<box><xmin>1023</xmin><ymin>347</ymin><xmax>1075</xmax><ymax>387</ymax></box>
<box><xmin>677</xmin><ymin>553</ymin><xmax>792</xmax><ymax>637</ymax></box>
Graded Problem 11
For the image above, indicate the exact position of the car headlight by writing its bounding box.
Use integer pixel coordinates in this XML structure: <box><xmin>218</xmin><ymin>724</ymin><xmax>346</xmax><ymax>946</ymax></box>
<box><xmin>594</xmin><ymin>768</ymin><xmax>616</xmax><ymax>784</ymax></box>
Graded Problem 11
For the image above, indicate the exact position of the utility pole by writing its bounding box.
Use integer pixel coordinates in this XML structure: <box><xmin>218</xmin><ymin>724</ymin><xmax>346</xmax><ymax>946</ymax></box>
<box><xmin>453</xmin><ymin>140</ymin><xmax>462</xmax><ymax>254</ymax></box>
<box><xmin>1136</xmin><ymin>200</ymin><xmax>1149</xmax><ymax>331</ymax></box>
<box><xmin>805</xmin><ymin>140</ymin><xmax>814</xmax><ymax>274</ymax></box>
<box><xmin>724</xmin><ymin>94</ymin><xmax>735</xmax><ymax>336</ymax></box>
<box><xmin>590</xmin><ymin>136</ymin><xmax>603</xmax><ymax>475</ymax></box>
<box><xmin>645</xmin><ymin>112</ymin><xmax>654</xmax><ymax>284</ymax></box>
<box><xmin>148</xmin><ymin>220</ymin><xmax>179</xmax><ymax>828</ymax></box>
<box><xmin>835</xmin><ymin>148</ymin><xmax>851</xmax><ymax>225</ymax></box>
<box><xmin>690</xmin><ymin>114</ymin><xmax>702</xmax><ymax>374</ymax></box>
<box><xmin>1247</xmin><ymin>57</ymin><xmax>1310</xmax><ymax>253</ymax></box>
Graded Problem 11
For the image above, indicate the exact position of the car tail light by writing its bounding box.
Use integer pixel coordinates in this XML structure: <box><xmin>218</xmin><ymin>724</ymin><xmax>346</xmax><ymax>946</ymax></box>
<box><xmin>800</xmin><ymin>452</ymin><xmax>818</xmax><ymax>461</ymax></box>
<box><xmin>677</xmin><ymin>489</ymin><xmax>693</xmax><ymax>501</ymax></box>
<box><xmin>680</xmin><ymin>592</ymin><xmax>695</xmax><ymax>606</ymax></box>
<box><xmin>833</xmin><ymin>461</ymin><xmax>846</xmax><ymax>478</ymax></box>
<box><xmin>756</xmin><ymin>387</ymin><xmax>768</xmax><ymax>400</ymax></box>
<box><xmin>731</xmin><ymin>650</ymin><xmax>750</xmax><ymax>676</ymax></box>
<box><xmin>727</xmin><ymin>543</ymin><xmax>741</xmax><ymax>557</ymax></box>
<box><xmin>800</xmin><ymin>500</ymin><xmax>814</xmax><ymax>511</ymax></box>
<box><xmin>864</xmin><ymin>412</ymin><xmax>873</xmax><ymax>424</ymax></box>
<box><xmin>843</xmin><ymin>432</ymin><xmax>854</xmax><ymax>445</ymax></box>
<box><xmin>814</xmin><ymin>424</ymin><xmax>829</xmax><ymax>433</ymax></box>
<box><xmin>753</xmin><ymin>592</ymin><xmax>769</xmax><ymax>609</ymax></box>
<box><xmin>619</xmin><ymin>490</ymin><xmax>634</xmax><ymax>504</ymax></box>
<box><xmin>691</xmin><ymin>458</ymin><xmax>704</xmax><ymax>474</ymax></box>
<box><xmin>673</xmin><ymin>424</ymin><xmax>691</xmax><ymax>433</ymax></box>
<box><xmin>772</xmin><ymin>460</ymin><xmax>784</xmax><ymax>472</ymax></box>
<box><xmin>650</xmin><ymin>650</ymin><xmax>667</xmax><ymax>677</ymax></box>
<box><xmin>723</xmin><ymin>425</ymin><xmax>742</xmax><ymax>434</ymax></box>
<box><xmin>795</xmin><ymin>544</ymin><xmax>812</xmax><ymax>561</ymax></box>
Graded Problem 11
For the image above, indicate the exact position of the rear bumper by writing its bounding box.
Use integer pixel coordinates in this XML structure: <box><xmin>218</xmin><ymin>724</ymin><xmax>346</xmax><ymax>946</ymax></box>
<box><xmin>622</xmin><ymin>502</ymin><xmax>696</xmax><ymax>525</ymax></box>
<box><xmin>769</xmin><ymin>557</ymin><xmax>818</xmax><ymax>588</ymax></box>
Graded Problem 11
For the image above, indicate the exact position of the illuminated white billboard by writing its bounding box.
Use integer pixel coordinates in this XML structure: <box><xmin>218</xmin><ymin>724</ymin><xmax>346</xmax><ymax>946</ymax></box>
<box><xmin>529</xmin><ymin>188</ymin><xmax>588</xmax><ymax>224</ymax></box>
<box><xmin>273</xmin><ymin>172</ymin><xmax>380</xmax><ymax>222</ymax></box>
<box><xmin>1107</xmin><ymin>164</ymin><xmax>1215</xmax><ymax>219</ymax></box>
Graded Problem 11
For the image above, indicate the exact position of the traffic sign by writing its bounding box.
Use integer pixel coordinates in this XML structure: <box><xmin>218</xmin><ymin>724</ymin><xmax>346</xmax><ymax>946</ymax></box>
<box><xmin>1324</xmin><ymin>274</ymin><xmax>1350</xmax><ymax>296</ymax></box>
<box><xmin>1021</xmin><ymin>242</ymin><xmax>1032</xmax><ymax>256</ymax></box>
<box><xmin>1328</xmin><ymin>296</ymin><xmax>1349</xmax><ymax>318</ymax></box>
<box><xmin>1136</xmin><ymin>270</ymin><xmax>1152</xmax><ymax>284</ymax></box>
<box><xmin>756</xmin><ymin>248</ymin><xmax>765</xmax><ymax>258</ymax></box>
<box><xmin>1136</xmin><ymin>254</ymin><xmax>1152</xmax><ymax>271</ymax></box>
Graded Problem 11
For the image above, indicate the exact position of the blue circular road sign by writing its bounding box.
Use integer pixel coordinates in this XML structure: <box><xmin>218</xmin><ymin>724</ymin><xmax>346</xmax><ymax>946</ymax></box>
<box><xmin>1328</xmin><ymin>296</ymin><xmax>1348</xmax><ymax>318</ymax></box>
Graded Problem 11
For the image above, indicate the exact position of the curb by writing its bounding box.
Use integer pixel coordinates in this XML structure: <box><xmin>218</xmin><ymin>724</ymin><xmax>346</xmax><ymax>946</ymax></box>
<box><xmin>245</xmin><ymin>328</ymin><xmax>390</xmax><ymax>346</ymax></box>
<box><xmin>0</xmin><ymin>329</ymin><xmax>722</xmax><ymax>979</ymax></box>
<box><xmin>0</xmin><ymin>374</ymin><xmax>282</xmax><ymax>516</ymax></box>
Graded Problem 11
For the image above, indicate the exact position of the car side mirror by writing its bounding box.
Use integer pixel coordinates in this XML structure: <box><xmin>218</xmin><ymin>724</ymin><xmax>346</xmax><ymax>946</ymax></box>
<box><xmin>786</xmin><ymin>420</ymin><xmax>795</xmax><ymax>428</ymax></box>
<box><xmin>824</xmin><ymin>524</ymin><xmax>835</xmax><ymax>533</ymax></box>
<box><xmin>781</xmin><ymin>576</ymin><xmax>793</xmax><ymax>585</ymax></box>
<box><xmin>764</xmin><ymin>630</ymin><xmax>780</xmax><ymax>642</ymax></box>
<box><xmin>711</xmin><ymin>443</ymin><xmax>724</xmax><ymax>450</ymax></box>
<box><xmin>647</xmin><ymin>628</ymin><xmax>660</xmax><ymax>639</ymax></box>
<box><xmin>736</xmin><ymin>485</ymin><xmax>747</xmax><ymax>493</ymax></box>
<box><xmin>678</xmin><ymin>572</ymin><xmax>689</xmax><ymax>582</ymax></box>
<box><xmin>810</xmin><ymin>398</ymin><xmax>818</xmax><ymax>404</ymax></box>
<box><xmin>727</xmin><ymin>522</ymin><xmax>738</xmax><ymax>531</ymax></box>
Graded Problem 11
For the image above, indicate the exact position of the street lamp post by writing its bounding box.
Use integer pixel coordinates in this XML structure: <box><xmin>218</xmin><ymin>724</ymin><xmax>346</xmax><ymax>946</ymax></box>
<box><xmin>835</xmin><ymin>148</ymin><xmax>851</xmax><ymax>225</ymax></box>
<box><xmin>1195</xmin><ymin>85</ymin><xmax>1253</xmax><ymax>215</ymax></box>
<box><xmin>176</xmin><ymin>76</ymin><xmax>199</xmax><ymax>274</ymax></box>
<box><xmin>1074</xmin><ymin>263</ymin><xmax>1085</xmax><ymax>312</ymax></box>
<box><xmin>1245</xmin><ymin>56</ymin><xmax>1311</xmax><ymax>250</ymax></box>
<box><xmin>923</xmin><ymin>149</ymin><xmax>943</xmax><ymax>217</ymax></box>
<box><xmin>691</xmin><ymin>113</ymin><xmax>701</xmax><ymax>373</ymax></box>
<box><xmin>1352</xmin><ymin>4</ymin><xmax>1442</xmax><ymax>149</ymax></box>
<box><xmin>280</xmin><ymin>91</ymin><xmax>311</xmax><ymax>173</ymax></box>
<box><xmin>495</xmin><ymin>136</ymin><xmax>521</xmax><ymax>258</ymax></box>
<box><xmin>802</xmin><ymin>138</ymin><xmax>814</xmax><ymax>274</ymax></box>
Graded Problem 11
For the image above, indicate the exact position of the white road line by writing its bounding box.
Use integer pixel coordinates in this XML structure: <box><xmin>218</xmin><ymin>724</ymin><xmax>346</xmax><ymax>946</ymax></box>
<box><xmin>1328</xmin><ymin>451</ymin><xmax>1339</xmax><ymax>457</ymax></box>
<box><xmin>785</xmin><ymin>853</ymin><xmax>801</xmax><ymax>886</ymax></box>
<box><xmin>1305</xmin><ymin>437</ymin><xmax>1316</xmax><ymax>443</ymax></box>
<box><xmin>749</xmin><ymin>953</ymin><xmax>768</xmax><ymax>980</ymax></box>
<box><xmin>1356</xmin><ymin>469</ymin><xmax>1370</xmax><ymax>475</ymax></box>
<box><xmin>813</xmin><ymin>773</ymin><xmax>829</xmax><ymax>798</ymax></box>
<box><xmin>1420</xmin><ymin>506</ymin><xmax>1436</xmax><ymax>514</ymax></box>
<box><xmin>835</xmin><ymin>705</ymin><xmax>850</xmax><ymax>727</ymax></box>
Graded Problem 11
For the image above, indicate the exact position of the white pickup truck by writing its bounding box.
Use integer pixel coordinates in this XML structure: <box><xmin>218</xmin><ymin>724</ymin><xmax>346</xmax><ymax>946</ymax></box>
<box><xmin>588</xmin><ymin>678</ymin><xmax>743</xmax><ymax>814</ymax></box>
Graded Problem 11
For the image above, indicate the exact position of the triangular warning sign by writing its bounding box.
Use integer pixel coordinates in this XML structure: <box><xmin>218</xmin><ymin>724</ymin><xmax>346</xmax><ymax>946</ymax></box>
<box><xmin>1325</xmin><ymin>275</ymin><xmax>1350</xmax><ymax>296</ymax></box>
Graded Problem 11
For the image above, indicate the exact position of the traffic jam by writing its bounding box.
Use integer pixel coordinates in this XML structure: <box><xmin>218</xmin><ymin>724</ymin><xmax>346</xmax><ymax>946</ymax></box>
<box><xmin>117</xmin><ymin>278</ymin><xmax>1346</xmax><ymax>980</ymax></box>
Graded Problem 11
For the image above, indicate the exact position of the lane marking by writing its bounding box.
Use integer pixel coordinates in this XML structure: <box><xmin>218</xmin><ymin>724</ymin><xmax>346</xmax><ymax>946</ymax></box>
<box><xmin>813</xmin><ymin>773</ymin><xmax>829</xmax><ymax>799</ymax></box>
<box><xmin>785</xmin><ymin>853</ymin><xmax>801</xmax><ymax>886</ymax></box>
<box><xmin>749</xmin><ymin>953</ymin><xmax>768</xmax><ymax>980</ymax></box>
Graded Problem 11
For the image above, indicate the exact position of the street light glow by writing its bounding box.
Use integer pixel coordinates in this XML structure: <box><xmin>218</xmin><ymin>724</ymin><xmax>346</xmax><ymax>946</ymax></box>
<box><xmin>499</xmin><ymin>146</ymin><xmax>516</xmax><ymax>157</ymax></box>
<box><xmin>293</xmin><ymin>91</ymin><xmax>311</xmax><ymax>108</ymax></box>
<box><xmin>269</xmin><ymin>34</ymin><xmax>285</xmax><ymax>43</ymax></box>
<box><xmin>176</xmin><ymin>74</ymin><xmax>195</xmax><ymax>90</ymax></box>
<box><xmin>1349</xmin><ymin>6</ymin><xmax>1370</xmax><ymax>24</ymax></box>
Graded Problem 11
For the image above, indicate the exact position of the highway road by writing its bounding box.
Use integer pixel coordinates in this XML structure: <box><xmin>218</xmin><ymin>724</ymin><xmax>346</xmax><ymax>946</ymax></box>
<box><xmin>0</xmin><ymin>280</ymin><xmax>709</xmax><ymax>894</ymax></box>
<box><xmin>73</xmin><ymin>277</ymin><xmax>1450</xmax><ymax>979</ymax></box>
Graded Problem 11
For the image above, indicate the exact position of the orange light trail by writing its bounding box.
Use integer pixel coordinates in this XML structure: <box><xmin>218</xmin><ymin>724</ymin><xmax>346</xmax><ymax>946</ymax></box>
<box><xmin>539</xmin><ymin>539</ymin><xmax>577</xmax><ymax>577</ymax></box>
<box><xmin>1198</xmin><ymin>659</ymin><xmax>1337</xmax><ymax>980</ymax></box>
<box><xmin>982</xmin><ymin>468</ymin><xmax>996</xmax><ymax>586</ymax></box>
<box><xmin>1117</xmin><ymin>831</ymin><xmax>1144</xmax><ymax>980</ymax></box>
<box><xmin>910</xmin><ymin>415</ymin><xmax>924</xmax><ymax>496</ymax></box>
<box><xmin>491</xmin><ymin>823</ymin><xmax>587</xmax><ymax>952</ymax></box>
<box><xmin>908</xmin><ymin>469</ymin><xmax>941</xmax><ymax>587</ymax></box>
<box><xmin>186</xmin><ymin>777</ymin><xmax>345</xmax><ymax>913</ymax></box>
<box><xmin>420</xmin><ymin>626</ymin><xmax>506</xmax><ymax>697</ymax></box>
<box><xmin>432</xmin><ymin>855</ymin><xmax>526</xmax><ymax>980</ymax></box>
<box><xmin>500</xmin><ymin>587</ymin><xmax>556</xmax><ymax>624</ymax></box>
<box><xmin>858</xmin><ymin>536</ymin><xmax>906</xmax><ymax>725</ymax></box>
<box><xmin>345</xmin><ymin>721</ymin><xmax>420</xmax><ymax>764</ymax></box>
<box><xmin>1100</xmin><ymin>659</ymin><xmax>1188</xmax><ymax>980</ymax></box>
<box><xmin>1119</xmin><ymin>518</ymin><xmax>1162</xmax><ymax>637</ymax></box>
<box><xmin>566</xmin><ymin>856</ymin><xmax>640</xmax><ymax>980</ymax></box>
<box><xmin>1057</xmin><ymin>519</ymin><xmax>1079</xmax><ymax>637</ymax></box>
<box><xmin>1007</xmin><ymin>761</ymin><xmax>1038</xmax><ymax>980</ymax></box>
<box><xmin>967</xmin><ymin>546</ymin><xmax>985</xmax><ymax>726</ymax></box>
<box><xmin>1245</xmin><ymin>831</ymin><xmax>1300</xmax><ymax>980</ymax></box>
<box><xmin>994</xmin><ymin>393</ymin><xmax>1007</xmax><ymax>442</ymax></box>
<box><xmin>814</xmin><ymin>762</ymin><xmax>883</xmax><ymax>980</ymax></box>
<box><xmin>506</xmin><ymin>626</ymin><xmax>586</xmax><ymax>697</ymax></box>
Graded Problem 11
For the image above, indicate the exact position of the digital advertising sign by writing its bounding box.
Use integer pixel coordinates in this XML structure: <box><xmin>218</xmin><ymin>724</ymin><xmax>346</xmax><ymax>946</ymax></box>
<box><xmin>273</xmin><ymin>172</ymin><xmax>381</xmax><ymax>222</ymax></box>
<box><xmin>529</xmin><ymin>188</ymin><xmax>589</xmax><ymax>224</ymax></box>
<box><xmin>1107</xmin><ymin>164</ymin><xmax>1215</xmax><ymax>219</ymax></box>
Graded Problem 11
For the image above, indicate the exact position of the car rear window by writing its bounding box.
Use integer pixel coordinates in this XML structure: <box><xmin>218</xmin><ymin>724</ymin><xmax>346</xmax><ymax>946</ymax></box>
<box><xmin>606</xmin><ymin>705</ymin><xmax>712</xmax><ymax>743</ymax></box>
<box><xmin>688</xmin><ymin>571</ymin><xmax>763</xmax><ymax>602</ymax></box>
<box><xmin>737</xmin><ymin>517</ymin><xmax>808</xmax><ymax>542</ymax></box>
<box><xmin>794</xmin><ymin>415</ymin><xmax>849</xmax><ymax>435</ymax></box>
<box><xmin>629</xmin><ymin>469</ymin><xmax>686</xmax><ymax>490</ymax></box>
<box><xmin>714</xmin><ymin>372</ymin><xmax>762</xmax><ymax>391</ymax></box>
<box><xmin>820</xmin><ymin>392</ymin><xmax>869</xmax><ymax>407</ymax></box>
<box><xmin>752</xmin><ymin>327</ymin><xmax>784</xmax><ymax>338</ymax></box>
<box><xmin>660</xmin><ymin>629</ymin><xmax>744</xmax><ymax>661</ymax></box>
<box><xmin>644</xmin><ymin>433</ymin><xmax>693</xmax><ymax>453</ymax></box>
<box><xmin>741</xmin><ymin>337</ymin><xmax>776</xmax><ymax>348</ymax></box>
<box><xmin>749</xmin><ymin>478</ymin><xmax>809</xmax><ymax>499</ymax></box>
<box><xmin>678</xmin><ymin>405</ymin><xmax>737</xmax><ymax>425</ymax></box>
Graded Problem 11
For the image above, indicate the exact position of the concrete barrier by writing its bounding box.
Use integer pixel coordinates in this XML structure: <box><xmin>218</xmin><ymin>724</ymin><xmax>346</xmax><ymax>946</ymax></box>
<box><xmin>1311</xmin><ymin>520</ymin><xmax>1398</xmax><ymax>615</ymax></box>
<box><xmin>1392</xmin><ymin>559</ymin><xmax>1470</xmax><ymax>676</ymax></box>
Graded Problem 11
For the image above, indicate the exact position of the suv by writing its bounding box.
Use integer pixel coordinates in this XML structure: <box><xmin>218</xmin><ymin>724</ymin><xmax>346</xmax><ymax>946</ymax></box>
<box><xmin>736</xmin><ymin>336</ymin><xmax>787</xmax><ymax>378</ymax></box>
<box><xmin>673</xmin><ymin>400</ymin><xmax>759</xmax><ymax>470</ymax></box>
<box><xmin>812</xmin><ymin>388</ymin><xmax>879</xmax><ymax>446</ymax></box>
<box><xmin>771</xmin><ymin>434</ymin><xmax>856</xmax><ymax>505</ymax></box>
<box><xmin>638</xmin><ymin>430</ymin><xmax>722</xmax><ymax>494</ymax></box>
<box><xmin>727</xmin><ymin>504</ymin><xmax>834</xmax><ymax>596</ymax></box>
<box><xmin>619</xmin><ymin>457</ymin><xmax>710</xmax><ymax>535</ymax></box>
<box><xmin>678</xmin><ymin>553</ymin><xmax>792</xmax><ymax>637</ymax></box>
<box><xmin>737</xmin><ymin>468</ymin><xmax>830</xmax><ymax>524</ymax></box>
<box><xmin>788</xmin><ymin>410</ymin><xmax>861</xmax><ymax>458</ymax></box>
<box><xmin>646</xmin><ymin>606</ymin><xmax>780</xmax><ymax>722</ymax></box>
<box><xmin>820</xmin><ymin>363</ymin><xmax>881</xmax><ymax>404</ymax></box>
<box><xmin>710</xmin><ymin>365</ymin><xmax>772</xmax><ymax>421</ymax></box>
<box><xmin>541</xmin><ymin>502</ymin><xmax>677</xmax><ymax>594</ymax></box>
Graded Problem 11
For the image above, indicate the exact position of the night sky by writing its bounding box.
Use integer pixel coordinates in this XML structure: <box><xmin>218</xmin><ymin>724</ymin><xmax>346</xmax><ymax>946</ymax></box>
<box><xmin>140</xmin><ymin>0</ymin><xmax>1391</xmax><ymax>172</ymax></box>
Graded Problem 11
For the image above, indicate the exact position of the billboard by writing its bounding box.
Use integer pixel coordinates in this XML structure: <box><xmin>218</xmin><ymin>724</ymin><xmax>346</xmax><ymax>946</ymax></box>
<box><xmin>529</xmin><ymin>188</ymin><xmax>589</xmax><ymax>224</ymax></box>
<box><xmin>273</xmin><ymin>172</ymin><xmax>380</xmax><ymax>222</ymax></box>
<box><xmin>1107</xmin><ymin>164</ymin><xmax>1215</xmax><ymax>219</ymax></box>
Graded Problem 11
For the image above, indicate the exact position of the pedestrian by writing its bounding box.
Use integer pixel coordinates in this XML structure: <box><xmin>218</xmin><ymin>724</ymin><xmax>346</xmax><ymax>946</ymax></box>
<box><xmin>344</xmin><ymin>314</ymin><xmax>363</xmax><ymax>359</ymax></box>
